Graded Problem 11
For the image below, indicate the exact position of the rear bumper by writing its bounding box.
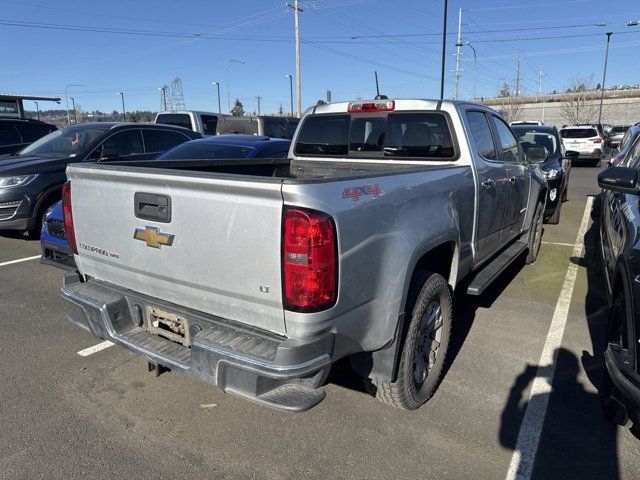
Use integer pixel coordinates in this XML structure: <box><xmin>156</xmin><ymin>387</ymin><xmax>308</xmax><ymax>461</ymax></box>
<box><xmin>40</xmin><ymin>240</ymin><xmax>75</xmax><ymax>270</ymax></box>
<box><xmin>60</xmin><ymin>271</ymin><xmax>334</xmax><ymax>412</ymax></box>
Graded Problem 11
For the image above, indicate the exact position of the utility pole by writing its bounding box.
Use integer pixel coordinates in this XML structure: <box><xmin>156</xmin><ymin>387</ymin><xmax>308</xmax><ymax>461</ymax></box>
<box><xmin>515</xmin><ymin>55</ymin><xmax>521</xmax><ymax>96</ymax></box>
<box><xmin>598</xmin><ymin>32</ymin><xmax>613</xmax><ymax>125</ymax></box>
<box><xmin>158</xmin><ymin>86</ymin><xmax>168</xmax><ymax>111</ymax></box>
<box><xmin>255</xmin><ymin>96</ymin><xmax>262</xmax><ymax>115</ymax></box>
<box><xmin>440</xmin><ymin>0</ymin><xmax>448</xmax><ymax>100</ymax></box>
<box><xmin>536</xmin><ymin>67</ymin><xmax>544</xmax><ymax>96</ymax></box>
<box><xmin>287</xmin><ymin>1</ymin><xmax>303</xmax><ymax>117</ymax></box>
<box><xmin>454</xmin><ymin>8</ymin><xmax>463</xmax><ymax>100</ymax></box>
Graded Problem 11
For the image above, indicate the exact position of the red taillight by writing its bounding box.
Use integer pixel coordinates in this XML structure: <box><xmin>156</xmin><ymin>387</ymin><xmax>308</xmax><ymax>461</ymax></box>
<box><xmin>61</xmin><ymin>182</ymin><xmax>77</xmax><ymax>254</ymax></box>
<box><xmin>347</xmin><ymin>99</ymin><xmax>395</xmax><ymax>113</ymax></box>
<box><xmin>594</xmin><ymin>137</ymin><xmax>602</xmax><ymax>143</ymax></box>
<box><xmin>282</xmin><ymin>207</ymin><xmax>337</xmax><ymax>311</ymax></box>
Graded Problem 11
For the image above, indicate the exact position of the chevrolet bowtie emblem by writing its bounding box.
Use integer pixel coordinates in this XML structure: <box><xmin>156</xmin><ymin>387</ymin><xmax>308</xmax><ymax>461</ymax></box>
<box><xmin>134</xmin><ymin>226</ymin><xmax>175</xmax><ymax>249</ymax></box>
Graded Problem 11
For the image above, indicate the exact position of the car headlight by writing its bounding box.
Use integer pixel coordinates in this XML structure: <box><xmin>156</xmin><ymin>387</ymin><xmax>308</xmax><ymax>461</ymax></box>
<box><xmin>543</xmin><ymin>169</ymin><xmax>559</xmax><ymax>180</ymax></box>
<box><xmin>0</xmin><ymin>174</ymin><xmax>38</xmax><ymax>188</ymax></box>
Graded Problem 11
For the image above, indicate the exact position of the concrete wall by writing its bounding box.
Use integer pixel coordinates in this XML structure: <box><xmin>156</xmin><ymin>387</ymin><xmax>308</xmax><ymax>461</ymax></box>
<box><xmin>481</xmin><ymin>90</ymin><xmax>640</xmax><ymax>128</ymax></box>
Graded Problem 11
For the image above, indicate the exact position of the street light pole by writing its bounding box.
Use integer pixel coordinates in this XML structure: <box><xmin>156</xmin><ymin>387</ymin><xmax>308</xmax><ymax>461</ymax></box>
<box><xmin>286</xmin><ymin>74</ymin><xmax>294</xmax><ymax>117</ymax></box>
<box><xmin>33</xmin><ymin>101</ymin><xmax>39</xmax><ymax>120</ymax></box>
<box><xmin>226</xmin><ymin>59</ymin><xmax>245</xmax><ymax>114</ymax></box>
<box><xmin>597</xmin><ymin>32</ymin><xmax>613</xmax><ymax>125</ymax></box>
<box><xmin>65</xmin><ymin>84</ymin><xmax>84</xmax><ymax>125</ymax></box>
<box><xmin>211</xmin><ymin>82</ymin><xmax>221</xmax><ymax>114</ymax></box>
<box><xmin>70</xmin><ymin>97</ymin><xmax>76</xmax><ymax>123</ymax></box>
<box><xmin>463</xmin><ymin>41</ymin><xmax>477</xmax><ymax>100</ymax></box>
<box><xmin>116</xmin><ymin>92</ymin><xmax>126</xmax><ymax>122</ymax></box>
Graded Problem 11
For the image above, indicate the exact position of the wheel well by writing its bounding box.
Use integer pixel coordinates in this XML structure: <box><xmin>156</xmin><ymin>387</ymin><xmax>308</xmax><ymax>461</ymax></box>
<box><xmin>411</xmin><ymin>242</ymin><xmax>455</xmax><ymax>288</ymax></box>
<box><xmin>35</xmin><ymin>187</ymin><xmax>62</xmax><ymax>219</ymax></box>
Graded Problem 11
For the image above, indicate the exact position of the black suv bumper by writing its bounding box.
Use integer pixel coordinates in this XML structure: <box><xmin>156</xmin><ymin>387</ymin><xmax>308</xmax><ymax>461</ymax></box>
<box><xmin>60</xmin><ymin>271</ymin><xmax>334</xmax><ymax>412</ymax></box>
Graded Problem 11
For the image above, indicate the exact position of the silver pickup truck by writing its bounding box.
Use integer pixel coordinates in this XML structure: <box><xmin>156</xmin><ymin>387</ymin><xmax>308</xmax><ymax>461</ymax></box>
<box><xmin>60</xmin><ymin>99</ymin><xmax>547</xmax><ymax>412</ymax></box>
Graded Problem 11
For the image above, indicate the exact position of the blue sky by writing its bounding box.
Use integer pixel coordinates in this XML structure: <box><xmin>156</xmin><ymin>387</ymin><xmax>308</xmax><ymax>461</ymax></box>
<box><xmin>2</xmin><ymin>0</ymin><xmax>640</xmax><ymax>114</ymax></box>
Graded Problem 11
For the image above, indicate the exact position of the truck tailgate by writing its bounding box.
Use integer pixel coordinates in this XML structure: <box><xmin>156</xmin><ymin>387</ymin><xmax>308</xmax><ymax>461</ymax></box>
<box><xmin>67</xmin><ymin>164</ymin><xmax>286</xmax><ymax>335</ymax></box>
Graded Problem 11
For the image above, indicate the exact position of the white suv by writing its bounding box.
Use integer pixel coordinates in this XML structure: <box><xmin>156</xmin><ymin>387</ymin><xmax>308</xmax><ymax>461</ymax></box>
<box><xmin>559</xmin><ymin>126</ymin><xmax>603</xmax><ymax>167</ymax></box>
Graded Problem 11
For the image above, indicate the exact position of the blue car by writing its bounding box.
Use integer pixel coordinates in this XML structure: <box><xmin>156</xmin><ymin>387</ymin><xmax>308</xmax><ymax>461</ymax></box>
<box><xmin>40</xmin><ymin>135</ymin><xmax>292</xmax><ymax>269</ymax></box>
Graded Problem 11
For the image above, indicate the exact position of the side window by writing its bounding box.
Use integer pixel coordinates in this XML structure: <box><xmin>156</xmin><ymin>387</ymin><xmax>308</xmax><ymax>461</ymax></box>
<box><xmin>264</xmin><ymin>119</ymin><xmax>288</xmax><ymax>138</ymax></box>
<box><xmin>99</xmin><ymin>130</ymin><xmax>144</xmax><ymax>159</ymax></box>
<box><xmin>465</xmin><ymin>111</ymin><xmax>497</xmax><ymax>161</ymax></box>
<box><xmin>629</xmin><ymin>137</ymin><xmax>640</xmax><ymax>169</ymax></box>
<box><xmin>143</xmin><ymin>130</ymin><xmax>188</xmax><ymax>154</ymax></box>
<box><xmin>492</xmin><ymin>116</ymin><xmax>521</xmax><ymax>163</ymax></box>
<box><xmin>254</xmin><ymin>144</ymin><xmax>291</xmax><ymax>158</ymax></box>
<box><xmin>0</xmin><ymin>125</ymin><xmax>21</xmax><ymax>145</ymax></box>
<box><xmin>200</xmin><ymin>115</ymin><xmax>218</xmax><ymax>136</ymax></box>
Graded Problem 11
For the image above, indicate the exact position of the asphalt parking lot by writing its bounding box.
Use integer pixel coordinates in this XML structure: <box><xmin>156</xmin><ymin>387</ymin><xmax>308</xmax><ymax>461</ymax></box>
<box><xmin>1</xmin><ymin>164</ymin><xmax>639</xmax><ymax>480</ymax></box>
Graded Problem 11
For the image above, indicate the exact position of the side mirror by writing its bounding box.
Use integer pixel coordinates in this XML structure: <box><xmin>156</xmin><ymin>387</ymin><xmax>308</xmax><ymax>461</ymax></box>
<box><xmin>564</xmin><ymin>150</ymin><xmax>579</xmax><ymax>159</ymax></box>
<box><xmin>525</xmin><ymin>145</ymin><xmax>547</xmax><ymax>163</ymax></box>
<box><xmin>598</xmin><ymin>167</ymin><xmax>640</xmax><ymax>195</ymax></box>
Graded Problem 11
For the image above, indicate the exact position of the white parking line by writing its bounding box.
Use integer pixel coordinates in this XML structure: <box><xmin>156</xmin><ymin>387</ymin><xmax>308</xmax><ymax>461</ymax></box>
<box><xmin>505</xmin><ymin>196</ymin><xmax>594</xmax><ymax>480</ymax></box>
<box><xmin>0</xmin><ymin>255</ymin><xmax>41</xmax><ymax>267</ymax></box>
<box><xmin>77</xmin><ymin>341</ymin><xmax>114</xmax><ymax>357</ymax></box>
<box><xmin>541</xmin><ymin>241</ymin><xmax>576</xmax><ymax>247</ymax></box>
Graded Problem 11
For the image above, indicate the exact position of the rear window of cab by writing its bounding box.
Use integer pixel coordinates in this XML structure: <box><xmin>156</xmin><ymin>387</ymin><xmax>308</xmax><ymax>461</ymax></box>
<box><xmin>294</xmin><ymin>112</ymin><xmax>456</xmax><ymax>159</ymax></box>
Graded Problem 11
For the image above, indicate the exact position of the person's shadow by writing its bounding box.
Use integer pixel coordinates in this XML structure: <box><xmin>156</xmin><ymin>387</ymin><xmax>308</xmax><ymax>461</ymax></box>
<box><xmin>500</xmin><ymin>347</ymin><xmax>619</xmax><ymax>479</ymax></box>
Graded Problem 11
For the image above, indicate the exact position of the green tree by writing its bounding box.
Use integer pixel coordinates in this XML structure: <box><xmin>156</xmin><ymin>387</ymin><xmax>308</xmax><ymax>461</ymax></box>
<box><xmin>278</xmin><ymin>104</ymin><xmax>284</xmax><ymax>116</ymax></box>
<box><xmin>498</xmin><ymin>82</ymin><xmax>511</xmax><ymax>98</ymax></box>
<box><xmin>129</xmin><ymin>111</ymin><xmax>141</xmax><ymax>123</ymax></box>
<box><xmin>231</xmin><ymin>99</ymin><xmax>245</xmax><ymax>116</ymax></box>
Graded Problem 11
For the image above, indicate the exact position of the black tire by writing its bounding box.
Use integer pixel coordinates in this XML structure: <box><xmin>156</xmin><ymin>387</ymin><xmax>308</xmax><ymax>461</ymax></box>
<box><xmin>562</xmin><ymin>177</ymin><xmax>569</xmax><ymax>203</ymax></box>
<box><xmin>547</xmin><ymin>200</ymin><xmax>562</xmax><ymax>225</ymax></box>
<box><xmin>370</xmin><ymin>272</ymin><xmax>452</xmax><ymax>410</ymax></box>
<box><xmin>526</xmin><ymin>202</ymin><xmax>544</xmax><ymax>264</ymax></box>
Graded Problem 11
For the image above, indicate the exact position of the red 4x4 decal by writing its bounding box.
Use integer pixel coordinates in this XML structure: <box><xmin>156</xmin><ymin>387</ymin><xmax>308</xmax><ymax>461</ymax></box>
<box><xmin>342</xmin><ymin>184</ymin><xmax>382</xmax><ymax>201</ymax></box>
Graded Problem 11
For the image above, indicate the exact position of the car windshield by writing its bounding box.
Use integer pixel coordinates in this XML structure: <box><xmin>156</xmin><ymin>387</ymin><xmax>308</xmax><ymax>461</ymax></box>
<box><xmin>157</xmin><ymin>141</ymin><xmax>254</xmax><ymax>160</ymax></box>
<box><xmin>560</xmin><ymin>128</ymin><xmax>597</xmax><ymax>139</ymax></box>
<box><xmin>19</xmin><ymin>125</ymin><xmax>110</xmax><ymax>157</ymax></box>
<box><xmin>516</xmin><ymin>131</ymin><xmax>559</xmax><ymax>156</ymax></box>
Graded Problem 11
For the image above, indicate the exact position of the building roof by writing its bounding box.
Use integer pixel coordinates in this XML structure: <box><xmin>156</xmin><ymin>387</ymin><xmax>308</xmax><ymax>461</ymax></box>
<box><xmin>0</xmin><ymin>94</ymin><xmax>61</xmax><ymax>102</ymax></box>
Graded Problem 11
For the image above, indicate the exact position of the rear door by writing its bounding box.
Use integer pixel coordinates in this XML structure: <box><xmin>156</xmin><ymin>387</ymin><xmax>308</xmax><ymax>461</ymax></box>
<box><xmin>490</xmin><ymin>115</ymin><xmax>530</xmax><ymax>239</ymax></box>
<box><xmin>67</xmin><ymin>164</ymin><xmax>287</xmax><ymax>334</ymax></box>
<box><xmin>464</xmin><ymin>110</ymin><xmax>510</xmax><ymax>262</ymax></box>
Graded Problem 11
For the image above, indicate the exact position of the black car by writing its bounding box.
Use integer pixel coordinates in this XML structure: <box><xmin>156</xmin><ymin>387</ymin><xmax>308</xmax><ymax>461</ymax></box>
<box><xmin>512</xmin><ymin>124</ymin><xmax>573</xmax><ymax>224</ymax></box>
<box><xmin>598</xmin><ymin>165</ymin><xmax>640</xmax><ymax>435</ymax></box>
<box><xmin>0</xmin><ymin>122</ymin><xmax>200</xmax><ymax>234</ymax></box>
<box><xmin>0</xmin><ymin>117</ymin><xmax>57</xmax><ymax>155</ymax></box>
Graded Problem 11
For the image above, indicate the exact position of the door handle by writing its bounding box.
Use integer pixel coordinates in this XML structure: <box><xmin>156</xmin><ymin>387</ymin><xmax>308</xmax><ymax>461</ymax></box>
<box><xmin>481</xmin><ymin>179</ymin><xmax>495</xmax><ymax>189</ymax></box>
<box><xmin>508</xmin><ymin>176</ymin><xmax>517</xmax><ymax>184</ymax></box>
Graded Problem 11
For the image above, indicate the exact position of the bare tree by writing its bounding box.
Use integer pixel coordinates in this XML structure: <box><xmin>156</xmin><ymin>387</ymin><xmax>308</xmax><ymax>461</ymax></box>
<box><xmin>560</xmin><ymin>75</ymin><xmax>599</xmax><ymax>125</ymax></box>
<box><xmin>502</xmin><ymin>94</ymin><xmax>525</xmax><ymax>123</ymax></box>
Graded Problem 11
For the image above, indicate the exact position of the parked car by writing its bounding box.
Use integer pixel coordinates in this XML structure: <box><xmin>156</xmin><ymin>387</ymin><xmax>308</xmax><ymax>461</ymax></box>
<box><xmin>0</xmin><ymin>118</ymin><xmax>57</xmax><ymax>155</ymax></box>
<box><xmin>154</xmin><ymin>110</ymin><xmax>225</xmax><ymax>136</ymax></box>
<box><xmin>610</xmin><ymin>124</ymin><xmax>640</xmax><ymax>166</ymax></box>
<box><xmin>597</xmin><ymin>166</ymin><xmax>640</xmax><ymax>435</ymax></box>
<box><xmin>40</xmin><ymin>135</ymin><xmax>291</xmax><ymax>269</ymax></box>
<box><xmin>60</xmin><ymin>98</ymin><xmax>546</xmax><ymax>412</ymax></box>
<box><xmin>0</xmin><ymin>122</ymin><xmax>200</xmax><ymax>235</ymax></box>
<box><xmin>216</xmin><ymin>115</ymin><xmax>299</xmax><ymax>139</ymax></box>
<box><xmin>156</xmin><ymin>135</ymin><xmax>291</xmax><ymax>161</ymax></box>
<box><xmin>576</xmin><ymin>123</ymin><xmax>610</xmax><ymax>147</ymax></box>
<box><xmin>603</xmin><ymin>124</ymin><xmax>613</xmax><ymax>135</ymax></box>
<box><xmin>559</xmin><ymin>126</ymin><xmax>604</xmax><ymax>166</ymax></box>
<box><xmin>512</xmin><ymin>124</ymin><xmax>573</xmax><ymax>224</ymax></box>
<box><xmin>609</xmin><ymin>125</ymin><xmax>631</xmax><ymax>148</ymax></box>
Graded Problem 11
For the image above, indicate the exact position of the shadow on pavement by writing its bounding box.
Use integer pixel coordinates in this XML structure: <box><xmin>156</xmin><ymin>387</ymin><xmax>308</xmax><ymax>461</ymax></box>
<box><xmin>499</xmin><ymin>195</ymin><xmax>620</xmax><ymax>480</ymax></box>
<box><xmin>0</xmin><ymin>230</ymin><xmax>40</xmax><ymax>241</ymax></box>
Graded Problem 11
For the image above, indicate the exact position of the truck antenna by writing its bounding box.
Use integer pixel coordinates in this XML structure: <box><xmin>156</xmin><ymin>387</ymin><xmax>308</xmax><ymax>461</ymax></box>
<box><xmin>374</xmin><ymin>71</ymin><xmax>388</xmax><ymax>100</ymax></box>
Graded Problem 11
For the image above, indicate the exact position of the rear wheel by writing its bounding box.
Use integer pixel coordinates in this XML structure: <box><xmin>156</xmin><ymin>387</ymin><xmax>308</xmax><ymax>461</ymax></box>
<box><xmin>369</xmin><ymin>272</ymin><xmax>452</xmax><ymax>410</ymax></box>
<box><xmin>526</xmin><ymin>202</ymin><xmax>544</xmax><ymax>264</ymax></box>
